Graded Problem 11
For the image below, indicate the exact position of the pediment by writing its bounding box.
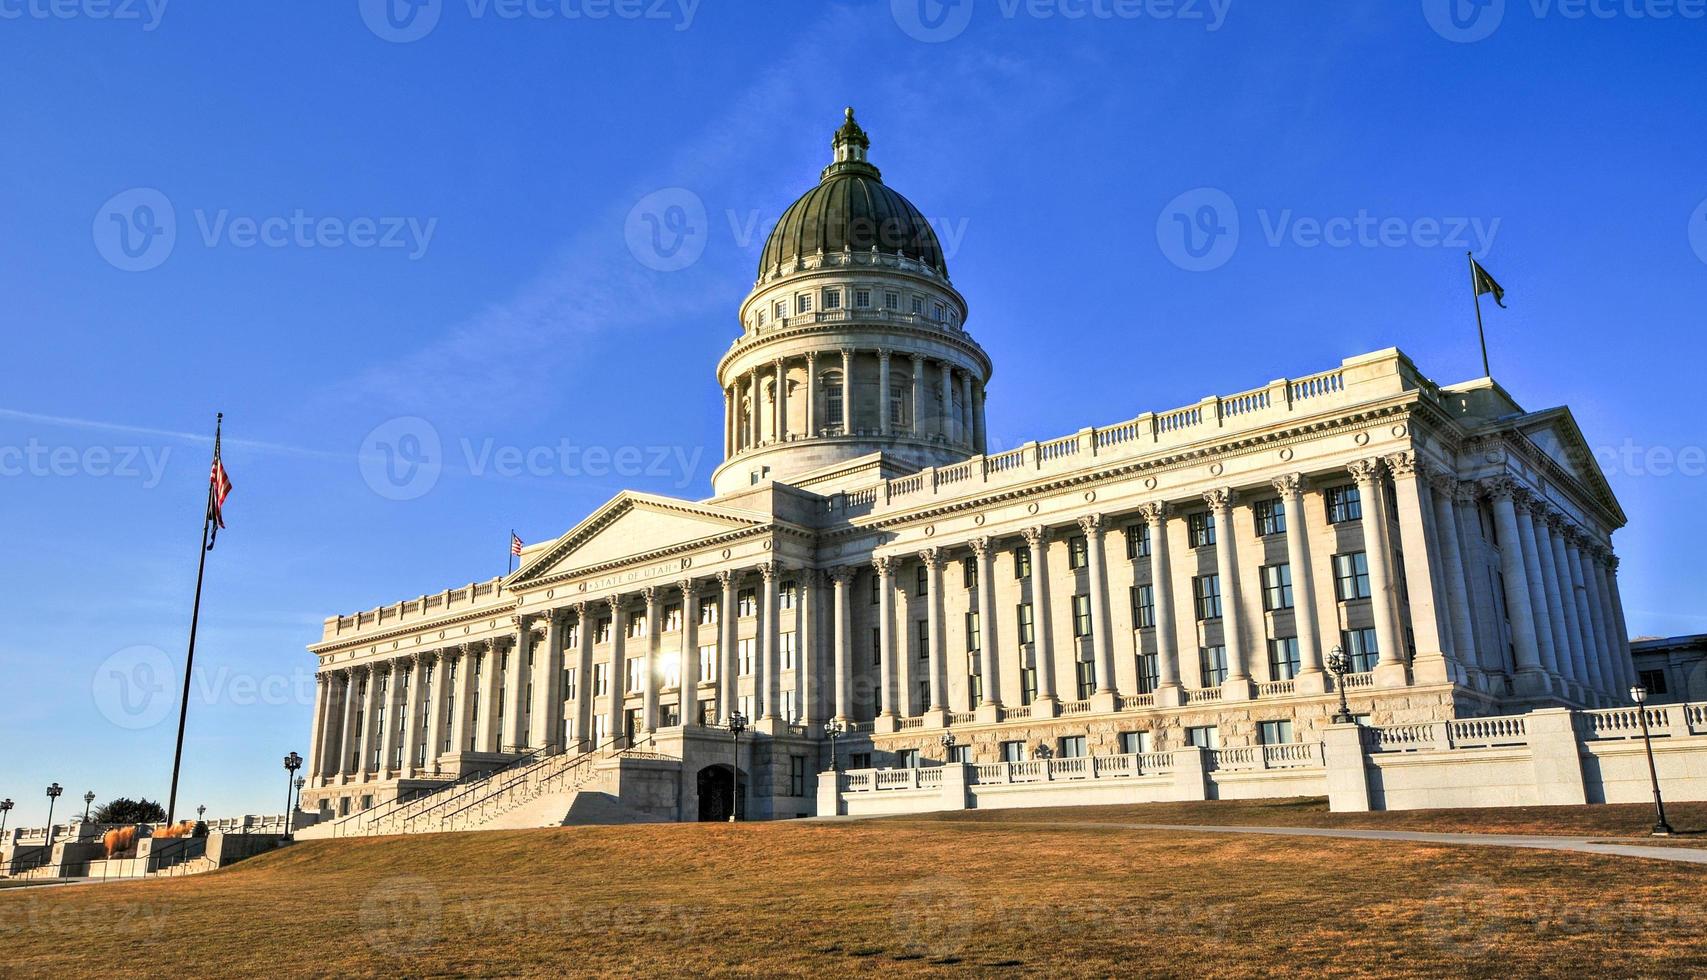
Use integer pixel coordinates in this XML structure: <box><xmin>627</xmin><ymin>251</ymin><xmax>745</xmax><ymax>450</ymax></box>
<box><xmin>509</xmin><ymin>492</ymin><xmax>768</xmax><ymax>586</ymax></box>
<box><xmin>1512</xmin><ymin>408</ymin><xmax>1626</xmax><ymax>525</ymax></box>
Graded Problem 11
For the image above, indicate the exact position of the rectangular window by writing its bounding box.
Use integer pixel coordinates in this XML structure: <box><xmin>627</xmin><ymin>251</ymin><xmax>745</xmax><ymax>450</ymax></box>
<box><xmin>662</xmin><ymin>655</ymin><xmax>682</xmax><ymax>689</ymax></box>
<box><xmin>1638</xmin><ymin>669</ymin><xmax>1669</xmax><ymax>695</ymax></box>
<box><xmin>738</xmin><ymin>589</ymin><xmax>757</xmax><ymax>617</ymax></box>
<box><xmin>1260</xmin><ymin>563</ymin><xmax>1294</xmax><ymax>611</ymax></box>
<box><xmin>1268</xmin><ymin>637</ymin><xmax>1301</xmax><ymax>681</ymax></box>
<box><xmin>911</xmin><ymin>295</ymin><xmax>924</xmax><ymax>315</ymax></box>
<box><xmin>948</xmin><ymin>744</ymin><xmax>972</xmax><ymax>765</ymax></box>
<box><xmin>965</xmin><ymin>611</ymin><xmax>981</xmax><ymax>653</ymax></box>
<box><xmin>782</xmin><ymin>690</ymin><xmax>798</xmax><ymax>723</ymax></box>
<box><xmin>915</xmin><ymin>619</ymin><xmax>929</xmax><ymax>661</ymax></box>
<box><xmin>774</xmin><ymin>299</ymin><xmax>787</xmax><ymax>320</ymax></box>
<box><xmin>915</xmin><ymin>564</ymin><xmax>928</xmax><ymax>597</ymax></box>
<box><xmin>934</xmin><ymin>302</ymin><xmax>947</xmax><ymax>322</ymax></box>
<box><xmin>1058</xmin><ymin>735</ymin><xmax>1088</xmax><ymax>759</ymax></box>
<box><xmin>1199</xmin><ymin>645</ymin><xmax>1228</xmax><ymax>687</ymax></box>
<box><xmin>1000</xmin><ymin>740</ymin><xmax>1026</xmax><ymax>763</ymax></box>
<box><xmin>1020</xmin><ymin>667</ymin><xmax>1037</xmax><ymax>706</ymax></box>
<box><xmin>781</xmin><ymin>632</ymin><xmax>797</xmax><ymax>671</ymax></box>
<box><xmin>962</xmin><ymin>556</ymin><xmax>978</xmax><ymax>590</ymax></box>
<box><xmin>850</xmin><ymin>751</ymin><xmax>872</xmax><ymax>770</ymax></box>
<box><xmin>756</xmin><ymin>308</ymin><xmax>765</xmax><ymax>328</ymax></box>
<box><xmin>1119</xmin><ymin>731</ymin><xmax>1154</xmax><ymax>755</ymax></box>
<box><xmin>1326</xmin><ymin>485</ymin><xmax>1363</xmax><ymax>524</ymax></box>
<box><xmin>1068</xmin><ymin>535</ymin><xmax>1088</xmax><ymax>569</ymax></box>
<box><xmin>1253</xmin><ymin>498</ymin><xmax>1287</xmax><ymax>536</ymax></box>
<box><xmin>627</xmin><ymin>614</ymin><xmax>647</xmax><ymax>639</ymax></box>
<box><xmin>595</xmin><ymin>618</ymin><xmax>612</xmax><ymax>644</ymax></box>
<box><xmin>698</xmin><ymin>597</ymin><xmax>719</xmax><ymax>626</ymax></box>
<box><xmin>738</xmin><ymin>638</ymin><xmax>756</xmax><ymax>676</ymax></box>
<box><xmin>871</xmin><ymin>627</ymin><xmax>882</xmax><ymax>666</ymax></box>
<box><xmin>564</xmin><ymin>667</ymin><xmax>577</xmax><ymax>702</ymax></box>
<box><xmin>663</xmin><ymin>603</ymin><xmax>683</xmax><ymax>633</ymax></box>
<box><xmin>968</xmin><ymin>664</ymin><xmax>982</xmax><ymax>706</ymax></box>
<box><xmin>899</xmin><ymin>748</ymin><xmax>921</xmax><ymax>769</ymax></box>
<box><xmin>1258</xmin><ymin>720</ymin><xmax>1295</xmax><ymax>745</ymax></box>
<box><xmin>854</xmin><ymin>287</ymin><xmax>872</xmax><ymax>309</ymax></box>
<box><xmin>1333</xmin><ymin>552</ymin><xmax>1372</xmax><ymax>601</ymax></box>
<box><xmin>1072</xmin><ymin>594</ymin><xmax>1092</xmax><ymax>638</ymax></box>
<box><xmin>796</xmin><ymin>292</ymin><xmax>813</xmax><ymax>314</ymax></box>
<box><xmin>737</xmin><ymin>694</ymin><xmax>754</xmax><ymax>721</ymax></box>
<box><xmin>1193</xmin><ymin>574</ymin><xmax>1222</xmax><ymax>621</ymax></box>
<box><xmin>593</xmin><ymin>663</ymin><xmax>608</xmax><ymax>696</ymax></box>
<box><xmin>1342</xmin><ymin>627</ymin><xmax>1379</xmax><ymax>673</ymax></box>
<box><xmin>779</xmin><ymin>583</ymin><xmax>796</xmax><ymax>610</ymax></box>
<box><xmin>870</xmin><ymin>572</ymin><xmax>881</xmax><ymax>605</ymax></box>
<box><xmin>1131</xmin><ymin>584</ymin><xmax>1155</xmax><ymax>629</ymax></box>
<box><xmin>1136</xmin><ymin>652</ymin><xmax>1159</xmax><ymax>694</ymax></box>
<box><xmin>1125</xmin><ymin>523</ymin><xmax>1150</xmax><ymax>560</ymax></box>
<box><xmin>885</xmin><ymin>290</ymin><xmax>900</xmax><ymax>310</ymax></box>
<box><xmin>1013</xmin><ymin>546</ymin><xmax>1031</xmax><ymax>579</ymax></box>
<box><xmin>627</xmin><ymin>659</ymin><xmax>643</xmax><ymax>693</ymax></box>
<box><xmin>1016</xmin><ymin>603</ymin><xmax>1035</xmax><ymax>645</ymax></box>
<box><xmin>1075</xmin><ymin>660</ymin><xmax>1096</xmax><ymax>700</ymax></box>
<box><xmin>789</xmin><ymin>755</ymin><xmax>807</xmax><ymax>796</ymax></box>
<box><xmin>822</xmin><ymin>288</ymin><xmax>841</xmax><ymax>310</ymax></box>
<box><xmin>1186</xmin><ymin>725</ymin><xmax>1221</xmax><ymax>750</ymax></box>
<box><xmin>698</xmin><ymin>644</ymin><xmax>718</xmax><ymax>682</ymax></box>
<box><xmin>1188</xmin><ymin>512</ymin><xmax>1216</xmax><ymax>548</ymax></box>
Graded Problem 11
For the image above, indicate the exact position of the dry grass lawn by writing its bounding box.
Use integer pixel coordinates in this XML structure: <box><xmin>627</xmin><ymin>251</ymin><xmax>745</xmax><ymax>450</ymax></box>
<box><xmin>2</xmin><ymin>809</ymin><xmax>1704</xmax><ymax>978</ymax></box>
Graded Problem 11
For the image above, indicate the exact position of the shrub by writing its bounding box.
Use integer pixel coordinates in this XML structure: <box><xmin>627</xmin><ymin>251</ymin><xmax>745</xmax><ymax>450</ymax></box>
<box><xmin>153</xmin><ymin>820</ymin><xmax>198</xmax><ymax>840</ymax></box>
<box><xmin>92</xmin><ymin>798</ymin><xmax>166</xmax><ymax>824</ymax></box>
<box><xmin>102</xmin><ymin>826</ymin><xmax>138</xmax><ymax>858</ymax></box>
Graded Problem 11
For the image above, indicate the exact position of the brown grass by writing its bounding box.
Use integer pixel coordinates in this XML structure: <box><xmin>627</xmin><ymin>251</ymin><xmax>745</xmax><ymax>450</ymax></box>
<box><xmin>2</xmin><ymin>812</ymin><xmax>1704</xmax><ymax>978</ymax></box>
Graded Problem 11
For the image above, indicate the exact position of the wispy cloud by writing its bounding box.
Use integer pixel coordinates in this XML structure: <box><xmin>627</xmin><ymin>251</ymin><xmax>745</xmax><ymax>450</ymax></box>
<box><xmin>0</xmin><ymin>408</ymin><xmax>337</xmax><ymax>459</ymax></box>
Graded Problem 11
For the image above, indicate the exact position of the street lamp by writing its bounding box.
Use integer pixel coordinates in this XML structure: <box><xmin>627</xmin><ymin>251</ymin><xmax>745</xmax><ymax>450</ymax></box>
<box><xmin>939</xmin><ymin>731</ymin><xmax>959</xmax><ymax>764</ymax></box>
<box><xmin>1327</xmin><ymin>645</ymin><xmax>1355</xmax><ymax>725</ymax></box>
<box><xmin>196</xmin><ymin>805</ymin><xmax>206</xmax><ymax>824</ymax></box>
<box><xmin>45</xmin><ymin>783</ymin><xmax>63</xmax><ymax>844</ymax></box>
<box><xmin>823</xmin><ymin>719</ymin><xmax>847</xmax><ymax>772</ymax></box>
<box><xmin>1630</xmin><ymin>686</ymin><xmax>1675</xmax><ymax>837</ymax></box>
<box><xmin>294</xmin><ymin>775</ymin><xmax>306</xmax><ymax>815</ymax></box>
<box><xmin>0</xmin><ymin>799</ymin><xmax>13</xmax><ymax>837</ymax></box>
<box><xmin>727</xmin><ymin>712</ymin><xmax>747</xmax><ymax>823</ymax></box>
<box><xmin>82</xmin><ymin>791</ymin><xmax>96</xmax><ymax>823</ymax></box>
<box><xmin>282</xmin><ymin>752</ymin><xmax>303</xmax><ymax>840</ymax></box>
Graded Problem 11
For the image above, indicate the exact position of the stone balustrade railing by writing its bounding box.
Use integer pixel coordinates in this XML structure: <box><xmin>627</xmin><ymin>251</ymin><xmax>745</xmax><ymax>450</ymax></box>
<box><xmin>1578</xmin><ymin>703</ymin><xmax>1705</xmax><ymax>741</ymax></box>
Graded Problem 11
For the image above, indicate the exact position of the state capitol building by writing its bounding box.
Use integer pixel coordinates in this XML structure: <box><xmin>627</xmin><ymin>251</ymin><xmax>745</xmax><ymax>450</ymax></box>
<box><xmin>298</xmin><ymin>111</ymin><xmax>1637</xmax><ymax>829</ymax></box>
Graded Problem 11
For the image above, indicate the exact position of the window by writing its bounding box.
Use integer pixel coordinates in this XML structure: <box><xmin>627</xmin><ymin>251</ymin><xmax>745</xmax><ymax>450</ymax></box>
<box><xmin>822</xmin><ymin>288</ymin><xmax>841</xmax><ymax>310</ymax></box>
<box><xmin>781</xmin><ymin>632</ymin><xmax>797</xmax><ymax>670</ymax></box>
<box><xmin>1070</xmin><ymin>594</ymin><xmax>1093</xmax><ymax>640</ymax></box>
<box><xmin>1185</xmin><ymin>725</ymin><xmax>1221</xmax><ymax>750</ymax></box>
<box><xmin>1258</xmin><ymin>720</ymin><xmax>1295</xmax><ymax>745</ymax></box>
<box><xmin>782</xmin><ymin>690</ymin><xmax>798</xmax><ymax>723</ymax></box>
<box><xmin>779</xmin><ymin>582</ymin><xmax>796</xmax><ymax>610</ymax></box>
<box><xmin>915</xmin><ymin>619</ymin><xmax>929</xmax><ymax>661</ymax></box>
<box><xmin>1119</xmin><ymin>731</ymin><xmax>1153</xmax><ymax>755</ymax></box>
<box><xmin>949</xmin><ymin>744</ymin><xmax>972</xmax><ymax>764</ymax></box>
<box><xmin>934</xmin><ymin>302</ymin><xmax>947</xmax><ymax>322</ymax></box>
<box><xmin>738</xmin><ymin>638</ymin><xmax>756</xmax><ymax>676</ymax></box>
<box><xmin>563</xmin><ymin>624</ymin><xmax>578</xmax><ymax>648</ymax></box>
<box><xmin>564</xmin><ymin>666</ymin><xmax>577</xmax><ymax>702</ymax></box>
<box><xmin>1342</xmin><ymin>627</ymin><xmax>1379</xmax><ymax>673</ymax></box>
<box><xmin>870</xmin><ymin>571</ymin><xmax>881</xmax><ymax>605</ymax></box>
<box><xmin>1020</xmin><ymin>667</ymin><xmax>1037</xmax><ymax>706</ymax></box>
<box><xmin>915</xmin><ymin>565</ymin><xmax>928</xmax><ymax>597</ymax></box>
<box><xmin>1137</xmin><ymin>652</ymin><xmax>1159</xmax><ymax>694</ymax></box>
<box><xmin>1075</xmin><ymin>660</ymin><xmax>1096</xmax><ymax>700</ymax></box>
<box><xmin>900</xmin><ymin>748</ymin><xmax>921</xmax><ymax>769</ymax></box>
<box><xmin>1326</xmin><ymin>485</ymin><xmax>1362</xmax><ymax>523</ymax></box>
<box><xmin>1125</xmin><ymin>523</ymin><xmax>1150</xmax><ymax>560</ymax></box>
<box><xmin>627</xmin><ymin>614</ymin><xmax>648</xmax><ymax>639</ymax></box>
<box><xmin>1260</xmin><ymin>563</ymin><xmax>1294</xmax><ymax>611</ymax></box>
<box><xmin>1268</xmin><ymin>637</ymin><xmax>1301</xmax><ymax>681</ymax></box>
<box><xmin>917</xmin><ymin>680</ymin><xmax>930</xmax><ymax>706</ymax></box>
<box><xmin>965</xmin><ymin>611</ymin><xmax>981</xmax><ymax>653</ymax></box>
<box><xmin>594</xmin><ymin>618</ymin><xmax>612</xmax><ymax>644</ymax></box>
<box><xmin>1016</xmin><ymin>603</ymin><xmax>1035</xmax><ymax>645</ymax></box>
<box><xmin>911</xmin><ymin>295</ymin><xmax>924</xmax><ymax>315</ymax></box>
<box><xmin>756</xmin><ymin>308</ymin><xmax>765</xmax><ymax>328</ymax></box>
<box><xmin>738</xmin><ymin>588</ymin><xmax>757</xmax><ymax>617</ymax></box>
<box><xmin>968</xmin><ymin>661</ymin><xmax>983</xmax><ymax>706</ymax></box>
<box><xmin>962</xmin><ymin>556</ymin><xmax>978</xmax><ymax>590</ymax></box>
<box><xmin>1254</xmin><ymin>498</ymin><xmax>1287</xmax><ymax>536</ymax></box>
<box><xmin>698</xmin><ymin>644</ymin><xmax>718</xmax><ymax>682</ymax></box>
<box><xmin>1333</xmin><ymin>552</ymin><xmax>1372</xmax><ymax>601</ymax></box>
<box><xmin>1068</xmin><ymin>535</ymin><xmax>1088</xmax><ymax>569</ymax></box>
<box><xmin>593</xmin><ymin>662</ymin><xmax>608</xmax><ymax>696</ymax></box>
<box><xmin>1000</xmin><ymin>740</ymin><xmax>1026</xmax><ymax>763</ymax></box>
<box><xmin>1192</xmin><ymin>574</ymin><xmax>1222</xmax><ymax>621</ymax></box>
<box><xmin>663</xmin><ymin>603</ymin><xmax>682</xmax><ymax>633</ymax></box>
<box><xmin>698</xmin><ymin>597</ymin><xmax>719</xmax><ymax>626</ymax></box>
<box><xmin>1131</xmin><ymin>584</ymin><xmax>1155</xmax><ymax>629</ymax></box>
<box><xmin>773</xmin><ymin>299</ymin><xmax>787</xmax><ymax>320</ymax></box>
<box><xmin>1013</xmin><ymin>546</ymin><xmax>1031</xmax><ymax>579</ymax></box>
<box><xmin>871</xmin><ymin>627</ymin><xmax>881</xmax><ymax>666</ymax></box>
<box><xmin>826</xmin><ymin>376</ymin><xmax>843</xmax><ymax>427</ymax></box>
<box><xmin>885</xmin><ymin>290</ymin><xmax>900</xmax><ymax>310</ymax></box>
<box><xmin>1058</xmin><ymin>735</ymin><xmax>1088</xmax><ymax>758</ymax></box>
<box><xmin>1638</xmin><ymin>669</ymin><xmax>1669</xmax><ymax>695</ymax></box>
<box><xmin>1199</xmin><ymin>645</ymin><xmax>1228</xmax><ymax>687</ymax></box>
<box><xmin>661</xmin><ymin>703</ymin><xmax>680</xmax><ymax>728</ymax></box>
<box><xmin>850</xmin><ymin>751</ymin><xmax>872</xmax><ymax>770</ymax></box>
<box><xmin>796</xmin><ymin>292</ymin><xmax>813</xmax><ymax>314</ymax></box>
<box><xmin>1188</xmin><ymin>511</ymin><xmax>1216</xmax><ymax>548</ymax></box>
<box><xmin>854</xmin><ymin>287</ymin><xmax>872</xmax><ymax>309</ymax></box>
<box><xmin>738</xmin><ymin>694</ymin><xmax>755</xmax><ymax>720</ymax></box>
<box><xmin>627</xmin><ymin>658</ymin><xmax>644</xmax><ymax>693</ymax></box>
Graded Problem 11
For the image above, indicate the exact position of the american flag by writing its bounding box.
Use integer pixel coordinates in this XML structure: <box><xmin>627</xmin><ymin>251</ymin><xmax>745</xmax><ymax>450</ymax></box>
<box><xmin>209</xmin><ymin>457</ymin><xmax>233</xmax><ymax>529</ymax></box>
<box><xmin>511</xmin><ymin>532</ymin><xmax>523</xmax><ymax>557</ymax></box>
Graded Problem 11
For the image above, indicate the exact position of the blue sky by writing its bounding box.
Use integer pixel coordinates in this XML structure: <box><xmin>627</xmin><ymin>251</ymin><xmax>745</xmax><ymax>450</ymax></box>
<box><xmin>2</xmin><ymin>0</ymin><xmax>1704</xmax><ymax>825</ymax></box>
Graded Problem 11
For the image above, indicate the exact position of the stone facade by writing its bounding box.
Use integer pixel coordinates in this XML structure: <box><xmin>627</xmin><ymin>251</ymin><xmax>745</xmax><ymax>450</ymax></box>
<box><xmin>300</xmin><ymin>113</ymin><xmax>1638</xmax><ymax>824</ymax></box>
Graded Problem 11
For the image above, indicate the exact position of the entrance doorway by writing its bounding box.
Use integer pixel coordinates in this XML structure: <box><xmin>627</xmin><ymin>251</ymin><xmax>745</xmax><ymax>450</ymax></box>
<box><xmin>697</xmin><ymin>764</ymin><xmax>746</xmax><ymax>822</ymax></box>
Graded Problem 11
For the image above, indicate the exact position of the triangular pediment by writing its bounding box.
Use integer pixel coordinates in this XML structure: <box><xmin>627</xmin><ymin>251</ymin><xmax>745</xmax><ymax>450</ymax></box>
<box><xmin>1512</xmin><ymin>408</ymin><xmax>1626</xmax><ymax>525</ymax></box>
<box><xmin>509</xmin><ymin>492</ymin><xmax>769</xmax><ymax>587</ymax></box>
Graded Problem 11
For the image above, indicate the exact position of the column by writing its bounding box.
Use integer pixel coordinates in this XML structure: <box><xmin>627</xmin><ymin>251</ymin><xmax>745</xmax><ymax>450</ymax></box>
<box><xmin>805</xmin><ymin>352</ymin><xmax>819</xmax><ymax>437</ymax></box>
<box><xmin>396</xmin><ymin>655</ymin><xmax>423</xmax><ymax>778</ymax></box>
<box><xmin>377</xmin><ymin>660</ymin><xmax>404</xmax><ymax>775</ymax></box>
<box><xmin>450</xmin><ymin>646</ymin><xmax>476</xmax><ymax>755</ymax></box>
<box><xmin>1022</xmin><ymin>526</ymin><xmax>1059</xmax><ymax>712</ymax></box>
<box><xmin>306</xmin><ymin>673</ymin><xmax>329</xmax><ymax>784</ymax></box>
<box><xmin>972</xmin><ymin>384</ymin><xmax>986</xmax><ymax>454</ymax></box>
<box><xmin>919</xmin><ymin>547</ymin><xmax>946</xmax><ymax>718</ymax></box>
<box><xmin>799</xmin><ymin>570</ymin><xmax>818</xmax><ymax>727</ymax></box>
<box><xmin>642</xmin><ymin>588</ymin><xmax>661</xmax><ymax>732</ymax></box>
<box><xmin>774</xmin><ymin>359</ymin><xmax>788</xmax><ymax>442</ymax></box>
<box><xmin>939</xmin><ymin>362</ymin><xmax>955</xmax><ymax>443</ymax></box>
<box><xmin>971</xmin><ymin>537</ymin><xmax>1003</xmax><ymax>719</ymax></box>
<box><xmin>678</xmin><ymin>580</ymin><xmax>699</xmax><ymax>726</ymax></box>
<box><xmin>422</xmin><ymin>652</ymin><xmax>447</xmax><ymax>772</ymax></box>
<box><xmin>874</xmin><ymin>556</ymin><xmax>897</xmax><ymax>725</ymax></box>
<box><xmin>1203</xmin><ymin>488</ymin><xmax>1253</xmax><ymax>697</ymax></box>
<box><xmin>878</xmin><ymin>349</ymin><xmax>892</xmax><ymax>436</ymax></box>
<box><xmin>960</xmin><ymin>373</ymin><xmax>974</xmax><ymax>449</ymax></box>
<box><xmin>1601</xmin><ymin>554</ymin><xmax>1636</xmax><ymax>691</ymax></box>
<box><xmin>339</xmin><ymin>669</ymin><xmax>361</xmax><ymax>779</ymax></box>
<box><xmin>723</xmin><ymin>386</ymin><xmax>733</xmax><ymax>457</ymax></box>
<box><xmin>1567</xmin><ymin>536</ymin><xmax>1610</xmax><ymax>698</ymax></box>
<box><xmin>1079</xmin><ymin>514</ymin><xmax>1117</xmax><ymax>709</ymax></box>
<box><xmin>605</xmin><ymin>596</ymin><xmax>627</xmax><ymax>744</ymax></box>
<box><xmin>1427</xmin><ymin>474</ymin><xmax>1480</xmax><ymax>686</ymax></box>
<box><xmin>572</xmin><ymin>604</ymin><xmax>595</xmax><ymax>749</ymax></box>
<box><xmin>502</xmin><ymin>619</ymin><xmax>532</xmax><ymax>752</ymax></box>
<box><xmin>1347</xmin><ymin>461</ymin><xmax>1404</xmax><ymax>686</ymax></box>
<box><xmin>830</xmin><ymin>567</ymin><xmax>853</xmax><ymax>722</ymax></box>
<box><xmin>759</xmin><ymin>562</ymin><xmax>781</xmax><ymax>726</ymax></box>
<box><xmin>1560</xmin><ymin>530</ymin><xmax>1605</xmax><ymax>699</ymax></box>
<box><xmin>1512</xmin><ymin>491</ymin><xmax>1564</xmax><ymax>686</ymax></box>
<box><xmin>1529</xmin><ymin>507</ymin><xmax>1577</xmax><ymax>696</ymax></box>
<box><xmin>532</xmin><ymin>612</ymin><xmax>565</xmax><ymax>750</ymax></box>
<box><xmin>910</xmin><ymin>354</ymin><xmax>925</xmax><ymax>436</ymax></box>
<box><xmin>359</xmin><ymin>665</ymin><xmax>383</xmax><ymax>776</ymax></box>
<box><xmin>748</xmin><ymin>369</ymin><xmax>761</xmax><ymax>446</ymax></box>
<box><xmin>1485</xmin><ymin>481</ymin><xmax>1547</xmax><ymax>694</ymax></box>
<box><xmin>840</xmin><ymin>349</ymin><xmax>854</xmax><ymax>433</ymax></box>
<box><xmin>1384</xmin><ymin>453</ymin><xmax>1451</xmax><ymax>684</ymax></box>
<box><xmin>1138</xmin><ymin>502</ymin><xmax>1183</xmax><ymax>706</ymax></box>
<box><xmin>718</xmin><ymin>571</ymin><xmax>739</xmax><ymax>723</ymax></box>
<box><xmin>1271</xmin><ymin>476</ymin><xmax>1325</xmax><ymax>691</ymax></box>
<box><xmin>1545</xmin><ymin>517</ymin><xmax>1591</xmax><ymax>699</ymax></box>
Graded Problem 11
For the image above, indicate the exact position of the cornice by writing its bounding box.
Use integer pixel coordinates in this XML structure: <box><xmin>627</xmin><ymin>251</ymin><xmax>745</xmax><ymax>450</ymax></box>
<box><xmin>309</xmin><ymin>601</ymin><xmax>520</xmax><ymax>657</ymax></box>
<box><xmin>716</xmin><ymin>319</ymin><xmax>993</xmax><ymax>383</ymax></box>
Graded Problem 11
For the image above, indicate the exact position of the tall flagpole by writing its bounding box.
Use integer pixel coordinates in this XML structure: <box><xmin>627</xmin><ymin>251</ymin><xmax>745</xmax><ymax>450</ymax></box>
<box><xmin>166</xmin><ymin>412</ymin><xmax>220</xmax><ymax>826</ymax></box>
<box><xmin>1468</xmin><ymin>250</ymin><xmax>1491</xmax><ymax>377</ymax></box>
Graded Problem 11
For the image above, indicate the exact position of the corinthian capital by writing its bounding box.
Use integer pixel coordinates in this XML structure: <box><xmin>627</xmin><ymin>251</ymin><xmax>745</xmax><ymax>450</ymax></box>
<box><xmin>1270</xmin><ymin>473</ymin><xmax>1304</xmax><ymax>497</ymax></box>
<box><xmin>1020</xmin><ymin>526</ymin><xmax>1050</xmax><ymax>548</ymax></box>
<box><xmin>1135</xmin><ymin>501</ymin><xmax>1170</xmax><ymax>524</ymax></box>
<box><xmin>1076</xmin><ymin>514</ymin><xmax>1104</xmax><ymax>537</ymax></box>
<box><xmin>1346</xmin><ymin>458</ymin><xmax>1383</xmax><ymax>484</ymax></box>
<box><xmin>968</xmin><ymin>535</ymin><xmax>992</xmax><ymax>559</ymax></box>
<box><xmin>871</xmin><ymin>555</ymin><xmax>893</xmax><ymax>578</ymax></box>
<box><xmin>1382</xmin><ymin>450</ymin><xmax>1420</xmax><ymax>478</ymax></box>
<box><xmin>917</xmin><ymin>546</ymin><xmax>941</xmax><ymax>569</ymax></box>
<box><xmin>1201</xmin><ymin>487</ymin><xmax>1233</xmax><ymax>511</ymax></box>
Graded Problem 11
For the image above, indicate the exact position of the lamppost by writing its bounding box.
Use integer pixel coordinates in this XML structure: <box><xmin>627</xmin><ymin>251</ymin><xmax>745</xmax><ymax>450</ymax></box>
<box><xmin>1327</xmin><ymin>645</ymin><xmax>1355</xmax><ymax>725</ymax></box>
<box><xmin>727</xmin><ymin>712</ymin><xmax>747</xmax><ymax>823</ymax></box>
<box><xmin>82</xmin><ymin>791</ymin><xmax>96</xmax><ymax>823</ymax></box>
<box><xmin>282</xmin><ymin>752</ymin><xmax>303</xmax><ymax>840</ymax></box>
<box><xmin>0</xmin><ymin>799</ymin><xmax>13</xmax><ymax>837</ymax></box>
<box><xmin>1630</xmin><ymin>686</ymin><xmax>1675</xmax><ymax>837</ymax></box>
<box><xmin>196</xmin><ymin>805</ymin><xmax>206</xmax><ymax>824</ymax></box>
<box><xmin>45</xmin><ymin>783</ymin><xmax>63</xmax><ymax>845</ymax></box>
<box><xmin>939</xmin><ymin>731</ymin><xmax>958</xmax><ymax>764</ymax></box>
<box><xmin>294</xmin><ymin>776</ymin><xmax>306</xmax><ymax>820</ymax></box>
<box><xmin>823</xmin><ymin>719</ymin><xmax>847</xmax><ymax>772</ymax></box>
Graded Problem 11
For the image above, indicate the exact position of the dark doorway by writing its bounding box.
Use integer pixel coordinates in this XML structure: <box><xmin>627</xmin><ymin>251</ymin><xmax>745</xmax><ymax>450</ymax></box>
<box><xmin>697</xmin><ymin>764</ymin><xmax>746</xmax><ymax>822</ymax></box>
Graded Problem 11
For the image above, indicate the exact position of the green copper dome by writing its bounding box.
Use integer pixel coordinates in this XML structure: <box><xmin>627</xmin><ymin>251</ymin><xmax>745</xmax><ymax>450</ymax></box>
<box><xmin>758</xmin><ymin>109</ymin><xmax>947</xmax><ymax>278</ymax></box>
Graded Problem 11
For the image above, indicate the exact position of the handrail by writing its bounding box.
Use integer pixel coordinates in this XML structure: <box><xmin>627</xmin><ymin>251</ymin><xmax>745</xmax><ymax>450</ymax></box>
<box><xmin>395</xmin><ymin>747</ymin><xmax>550</xmax><ymax>834</ymax></box>
<box><xmin>437</xmin><ymin>733</ymin><xmax>646</xmax><ymax>830</ymax></box>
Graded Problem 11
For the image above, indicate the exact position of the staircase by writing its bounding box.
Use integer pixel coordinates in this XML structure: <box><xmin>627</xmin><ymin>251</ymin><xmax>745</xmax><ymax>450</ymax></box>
<box><xmin>302</xmin><ymin>750</ymin><xmax>545</xmax><ymax>839</ymax></box>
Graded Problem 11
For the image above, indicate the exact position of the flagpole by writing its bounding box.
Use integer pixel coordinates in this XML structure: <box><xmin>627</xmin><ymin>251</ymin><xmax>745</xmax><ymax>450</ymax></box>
<box><xmin>166</xmin><ymin>412</ymin><xmax>220</xmax><ymax>826</ymax></box>
<box><xmin>1468</xmin><ymin>250</ymin><xmax>1491</xmax><ymax>377</ymax></box>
